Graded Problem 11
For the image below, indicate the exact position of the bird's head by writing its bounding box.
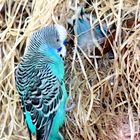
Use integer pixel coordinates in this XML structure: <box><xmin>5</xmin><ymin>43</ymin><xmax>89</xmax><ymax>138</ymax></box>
<box><xmin>26</xmin><ymin>24</ymin><xmax>68</xmax><ymax>59</ymax></box>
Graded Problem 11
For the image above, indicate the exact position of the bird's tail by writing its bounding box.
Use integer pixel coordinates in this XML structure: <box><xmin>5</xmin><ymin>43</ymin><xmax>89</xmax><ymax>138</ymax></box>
<box><xmin>36</xmin><ymin>120</ymin><xmax>53</xmax><ymax>140</ymax></box>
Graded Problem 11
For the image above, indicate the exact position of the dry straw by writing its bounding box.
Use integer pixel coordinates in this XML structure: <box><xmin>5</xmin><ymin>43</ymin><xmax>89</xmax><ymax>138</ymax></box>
<box><xmin>0</xmin><ymin>0</ymin><xmax>140</xmax><ymax>140</ymax></box>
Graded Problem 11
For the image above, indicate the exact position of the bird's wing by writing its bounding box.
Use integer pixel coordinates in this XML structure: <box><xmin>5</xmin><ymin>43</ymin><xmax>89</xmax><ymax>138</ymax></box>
<box><xmin>16</xmin><ymin>64</ymin><xmax>63</xmax><ymax>140</ymax></box>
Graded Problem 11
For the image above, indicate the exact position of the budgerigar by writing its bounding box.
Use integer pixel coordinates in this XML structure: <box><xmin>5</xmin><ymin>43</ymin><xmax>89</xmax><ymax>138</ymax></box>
<box><xmin>15</xmin><ymin>24</ymin><xmax>68</xmax><ymax>140</ymax></box>
<box><xmin>69</xmin><ymin>7</ymin><xmax>108</xmax><ymax>52</ymax></box>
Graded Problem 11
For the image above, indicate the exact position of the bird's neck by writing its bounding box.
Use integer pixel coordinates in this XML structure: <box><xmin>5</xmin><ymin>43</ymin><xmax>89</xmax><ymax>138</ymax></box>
<box><xmin>49</xmin><ymin>60</ymin><xmax>64</xmax><ymax>81</ymax></box>
<box><xmin>23</xmin><ymin>52</ymin><xmax>65</xmax><ymax>81</ymax></box>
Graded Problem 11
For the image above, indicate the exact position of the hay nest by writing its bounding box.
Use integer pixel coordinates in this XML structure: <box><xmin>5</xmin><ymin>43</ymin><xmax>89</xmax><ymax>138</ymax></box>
<box><xmin>0</xmin><ymin>0</ymin><xmax>140</xmax><ymax>140</ymax></box>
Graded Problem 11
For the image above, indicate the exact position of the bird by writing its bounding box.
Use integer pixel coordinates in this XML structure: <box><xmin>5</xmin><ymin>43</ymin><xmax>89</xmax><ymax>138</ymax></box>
<box><xmin>68</xmin><ymin>7</ymin><xmax>108</xmax><ymax>54</ymax></box>
<box><xmin>15</xmin><ymin>24</ymin><xmax>68</xmax><ymax>140</ymax></box>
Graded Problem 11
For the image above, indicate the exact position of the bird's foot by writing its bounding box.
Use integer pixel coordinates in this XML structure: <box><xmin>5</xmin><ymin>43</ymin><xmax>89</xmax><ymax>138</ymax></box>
<box><xmin>65</xmin><ymin>96</ymin><xmax>76</xmax><ymax>112</ymax></box>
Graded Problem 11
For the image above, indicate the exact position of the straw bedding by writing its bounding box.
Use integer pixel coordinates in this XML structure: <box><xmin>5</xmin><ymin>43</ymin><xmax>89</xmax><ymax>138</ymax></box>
<box><xmin>0</xmin><ymin>0</ymin><xmax>140</xmax><ymax>139</ymax></box>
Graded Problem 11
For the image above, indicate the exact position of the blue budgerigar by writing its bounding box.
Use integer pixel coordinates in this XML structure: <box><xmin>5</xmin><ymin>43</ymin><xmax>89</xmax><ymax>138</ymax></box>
<box><xmin>15</xmin><ymin>24</ymin><xmax>68</xmax><ymax>140</ymax></box>
<box><xmin>70</xmin><ymin>7</ymin><xmax>108</xmax><ymax>51</ymax></box>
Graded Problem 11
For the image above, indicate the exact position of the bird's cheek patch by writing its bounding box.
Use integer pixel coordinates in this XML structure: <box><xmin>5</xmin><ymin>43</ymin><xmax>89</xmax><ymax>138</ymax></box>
<box><xmin>57</xmin><ymin>47</ymin><xmax>62</xmax><ymax>53</ymax></box>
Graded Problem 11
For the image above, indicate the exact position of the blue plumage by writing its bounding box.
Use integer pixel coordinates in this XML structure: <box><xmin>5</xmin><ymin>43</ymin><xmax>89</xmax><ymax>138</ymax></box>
<box><xmin>15</xmin><ymin>24</ymin><xmax>68</xmax><ymax>140</ymax></box>
<box><xmin>71</xmin><ymin>7</ymin><xmax>108</xmax><ymax>51</ymax></box>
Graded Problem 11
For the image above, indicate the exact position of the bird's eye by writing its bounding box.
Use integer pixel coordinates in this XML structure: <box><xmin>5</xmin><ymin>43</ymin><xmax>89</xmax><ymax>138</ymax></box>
<box><xmin>56</xmin><ymin>39</ymin><xmax>59</xmax><ymax>42</ymax></box>
<box><xmin>63</xmin><ymin>39</ymin><xmax>68</xmax><ymax>46</ymax></box>
<box><xmin>57</xmin><ymin>47</ymin><xmax>62</xmax><ymax>52</ymax></box>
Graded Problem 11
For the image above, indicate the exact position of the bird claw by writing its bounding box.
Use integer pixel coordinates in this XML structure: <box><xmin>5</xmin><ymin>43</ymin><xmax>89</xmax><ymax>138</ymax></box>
<box><xmin>65</xmin><ymin>96</ymin><xmax>76</xmax><ymax>112</ymax></box>
<box><xmin>65</xmin><ymin>102</ymin><xmax>76</xmax><ymax>112</ymax></box>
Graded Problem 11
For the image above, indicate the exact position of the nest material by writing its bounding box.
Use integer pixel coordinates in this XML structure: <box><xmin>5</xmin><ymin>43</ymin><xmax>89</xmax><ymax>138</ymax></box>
<box><xmin>0</xmin><ymin>0</ymin><xmax>140</xmax><ymax>140</ymax></box>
